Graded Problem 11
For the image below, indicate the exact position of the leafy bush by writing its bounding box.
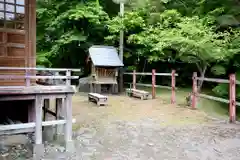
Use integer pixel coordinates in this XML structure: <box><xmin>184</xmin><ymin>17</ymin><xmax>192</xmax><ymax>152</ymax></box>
<box><xmin>212</xmin><ymin>72</ymin><xmax>240</xmax><ymax>101</ymax></box>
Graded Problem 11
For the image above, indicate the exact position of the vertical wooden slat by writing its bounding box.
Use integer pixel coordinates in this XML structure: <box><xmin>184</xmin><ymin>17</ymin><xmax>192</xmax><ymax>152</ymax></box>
<box><xmin>33</xmin><ymin>95</ymin><xmax>44</xmax><ymax>158</ymax></box>
<box><xmin>43</xmin><ymin>99</ymin><xmax>50</xmax><ymax>121</ymax></box>
<box><xmin>66</xmin><ymin>70</ymin><xmax>71</xmax><ymax>85</ymax></box>
<box><xmin>152</xmin><ymin>69</ymin><xmax>156</xmax><ymax>99</ymax></box>
<box><xmin>35</xmin><ymin>96</ymin><xmax>43</xmax><ymax>145</ymax></box>
<box><xmin>56</xmin><ymin>98</ymin><xmax>64</xmax><ymax>138</ymax></box>
<box><xmin>229</xmin><ymin>74</ymin><xmax>236</xmax><ymax>123</ymax></box>
<box><xmin>28</xmin><ymin>0</ymin><xmax>36</xmax><ymax>83</ymax></box>
<box><xmin>65</xmin><ymin>94</ymin><xmax>74</xmax><ymax>152</ymax></box>
<box><xmin>25</xmin><ymin>0</ymin><xmax>29</xmax><ymax>68</ymax></box>
<box><xmin>171</xmin><ymin>70</ymin><xmax>176</xmax><ymax>104</ymax></box>
<box><xmin>133</xmin><ymin>70</ymin><xmax>136</xmax><ymax>89</ymax></box>
<box><xmin>3</xmin><ymin>0</ymin><xmax>7</xmax><ymax>56</ymax></box>
<box><xmin>192</xmin><ymin>72</ymin><xmax>197</xmax><ymax>109</ymax></box>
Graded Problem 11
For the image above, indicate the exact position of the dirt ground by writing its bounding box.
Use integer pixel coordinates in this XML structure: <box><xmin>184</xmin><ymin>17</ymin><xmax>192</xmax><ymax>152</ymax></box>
<box><xmin>43</xmin><ymin>93</ymin><xmax>240</xmax><ymax>160</ymax></box>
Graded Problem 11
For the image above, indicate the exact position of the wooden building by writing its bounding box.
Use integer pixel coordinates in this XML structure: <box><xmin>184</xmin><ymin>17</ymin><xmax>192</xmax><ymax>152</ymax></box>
<box><xmin>0</xmin><ymin>0</ymin><xmax>79</xmax><ymax>158</ymax></box>
<box><xmin>87</xmin><ymin>45</ymin><xmax>124</xmax><ymax>94</ymax></box>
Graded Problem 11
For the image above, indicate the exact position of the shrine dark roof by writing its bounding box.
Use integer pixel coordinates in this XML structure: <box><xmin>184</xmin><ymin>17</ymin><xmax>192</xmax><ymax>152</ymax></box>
<box><xmin>89</xmin><ymin>45</ymin><xmax>124</xmax><ymax>67</ymax></box>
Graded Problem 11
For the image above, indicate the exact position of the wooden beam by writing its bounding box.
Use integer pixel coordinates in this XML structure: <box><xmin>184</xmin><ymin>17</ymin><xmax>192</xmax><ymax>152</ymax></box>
<box><xmin>35</xmin><ymin>95</ymin><xmax>43</xmax><ymax>145</ymax></box>
<box><xmin>0</xmin><ymin>85</ymin><xmax>76</xmax><ymax>94</ymax></box>
<box><xmin>0</xmin><ymin>119</ymin><xmax>76</xmax><ymax>134</ymax></box>
<box><xmin>65</xmin><ymin>94</ymin><xmax>74</xmax><ymax>152</ymax></box>
<box><xmin>196</xmin><ymin>77</ymin><xmax>229</xmax><ymax>84</ymax></box>
<box><xmin>199</xmin><ymin>94</ymin><xmax>229</xmax><ymax>104</ymax></box>
<box><xmin>0</xmin><ymin>67</ymin><xmax>81</xmax><ymax>72</ymax></box>
<box><xmin>0</xmin><ymin>75</ymin><xmax>79</xmax><ymax>80</ymax></box>
<box><xmin>124</xmin><ymin>72</ymin><xmax>178</xmax><ymax>76</ymax></box>
<box><xmin>125</xmin><ymin>83</ymin><xmax>176</xmax><ymax>90</ymax></box>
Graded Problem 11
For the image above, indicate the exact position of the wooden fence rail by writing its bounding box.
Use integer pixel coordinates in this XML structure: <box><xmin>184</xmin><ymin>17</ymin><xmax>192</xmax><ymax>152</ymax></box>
<box><xmin>192</xmin><ymin>72</ymin><xmax>239</xmax><ymax>123</ymax></box>
<box><xmin>124</xmin><ymin>69</ymin><xmax>177</xmax><ymax>104</ymax></box>
<box><xmin>0</xmin><ymin>67</ymin><xmax>81</xmax><ymax>86</ymax></box>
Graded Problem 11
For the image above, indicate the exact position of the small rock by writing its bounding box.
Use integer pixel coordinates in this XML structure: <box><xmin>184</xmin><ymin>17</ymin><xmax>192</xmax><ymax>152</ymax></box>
<box><xmin>148</xmin><ymin>143</ymin><xmax>154</xmax><ymax>146</ymax></box>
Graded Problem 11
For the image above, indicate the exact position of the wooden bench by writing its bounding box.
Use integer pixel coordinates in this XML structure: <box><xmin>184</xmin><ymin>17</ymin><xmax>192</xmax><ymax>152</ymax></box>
<box><xmin>88</xmin><ymin>93</ymin><xmax>108</xmax><ymax>106</ymax></box>
<box><xmin>126</xmin><ymin>88</ymin><xmax>150</xmax><ymax>100</ymax></box>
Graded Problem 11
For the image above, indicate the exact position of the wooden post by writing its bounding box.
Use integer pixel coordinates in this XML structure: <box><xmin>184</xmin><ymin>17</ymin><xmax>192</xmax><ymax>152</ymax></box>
<box><xmin>25</xmin><ymin>69</ymin><xmax>30</xmax><ymax>86</ymax></box>
<box><xmin>192</xmin><ymin>72</ymin><xmax>198</xmax><ymax>109</ymax></box>
<box><xmin>229</xmin><ymin>74</ymin><xmax>236</xmax><ymax>123</ymax></box>
<box><xmin>33</xmin><ymin>95</ymin><xmax>44</xmax><ymax>159</ymax></box>
<box><xmin>171</xmin><ymin>70</ymin><xmax>176</xmax><ymax>104</ymax></box>
<box><xmin>43</xmin><ymin>99</ymin><xmax>50</xmax><ymax>121</ymax></box>
<box><xmin>133</xmin><ymin>70</ymin><xmax>136</xmax><ymax>89</ymax></box>
<box><xmin>152</xmin><ymin>69</ymin><xmax>156</xmax><ymax>99</ymax></box>
<box><xmin>66</xmin><ymin>70</ymin><xmax>71</xmax><ymax>85</ymax></box>
<box><xmin>55</xmin><ymin>98</ymin><xmax>64</xmax><ymax>140</ymax></box>
<box><xmin>64</xmin><ymin>94</ymin><xmax>74</xmax><ymax>152</ymax></box>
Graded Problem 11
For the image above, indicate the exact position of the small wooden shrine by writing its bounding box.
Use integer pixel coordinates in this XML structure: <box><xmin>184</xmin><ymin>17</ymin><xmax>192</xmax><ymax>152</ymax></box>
<box><xmin>87</xmin><ymin>45</ymin><xmax>124</xmax><ymax>94</ymax></box>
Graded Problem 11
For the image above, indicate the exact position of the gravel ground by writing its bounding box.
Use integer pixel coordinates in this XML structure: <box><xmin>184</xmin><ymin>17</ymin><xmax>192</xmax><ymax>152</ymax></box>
<box><xmin>42</xmin><ymin>94</ymin><xmax>240</xmax><ymax>160</ymax></box>
<box><xmin>43</xmin><ymin>120</ymin><xmax>240</xmax><ymax>160</ymax></box>
<box><xmin>2</xmin><ymin>94</ymin><xmax>240</xmax><ymax>159</ymax></box>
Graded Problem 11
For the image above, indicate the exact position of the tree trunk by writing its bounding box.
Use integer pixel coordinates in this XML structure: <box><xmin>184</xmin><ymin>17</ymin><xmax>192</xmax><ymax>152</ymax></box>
<box><xmin>196</xmin><ymin>64</ymin><xmax>207</xmax><ymax>93</ymax></box>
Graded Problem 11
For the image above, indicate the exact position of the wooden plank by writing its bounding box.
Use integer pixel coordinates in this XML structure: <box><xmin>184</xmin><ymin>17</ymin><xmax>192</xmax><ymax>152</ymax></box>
<box><xmin>56</xmin><ymin>98</ymin><xmax>64</xmax><ymax>135</ymax></box>
<box><xmin>198</xmin><ymin>94</ymin><xmax>229</xmax><ymax>104</ymax></box>
<box><xmin>0</xmin><ymin>85</ymin><xmax>76</xmax><ymax>94</ymax></box>
<box><xmin>88</xmin><ymin>93</ymin><xmax>108</xmax><ymax>106</ymax></box>
<box><xmin>124</xmin><ymin>72</ymin><xmax>178</xmax><ymax>76</ymax></box>
<box><xmin>43</xmin><ymin>99</ymin><xmax>50</xmax><ymax>121</ymax></box>
<box><xmin>0</xmin><ymin>67</ymin><xmax>81</xmax><ymax>72</ymax></box>
<box><xmin>0</xmin><ymin>119</ymin><xmax>76</xmax><ymax>134</ymax></box>
<box><xmin>0</xmin><ymin>128</ymin><xmax>34</xmax><ymax>135</ymax></box>
<box><xmin>126</xmin><ymin>88</ymin><xmax>150</xmax><ymax>100</ymax></box>
<box><xmin>0</xmin><ymin>28</ymin><xmax>25</xmax><ymax>35</ymax></box>
<box><xmin>237</xmin><ymin>102</ymin><xmax>240</xmax><ymax>107</ymax></box>
<box><xmin>196</xmin><ymin>77</ymin><xmax>229</xmax><ymax>83</ymax></box>
<box><xmin>125</xmin><ymin>82</ymin><xmax>175</xmax><ymax>90</ymax></box>
<box><xmin>35</xmin><ymin>95</ymin><xmax>43</xmax><ymax>145</ymax></box>
<box><xmin>0</xmin><ymin>94</ymin><xmax>66</xmax><ymax>101</ymax></box>
<box><xmin>236</xmin><ymin>80</ymin><xmax>240</xmax><ymax>85</ymax></box>
<box><xmin>64</xmin><ymin>94</ymin><xmax>73</xmax><ymax>151</ymax></box>
<box><xmin>89</xmin><ymin>93</ymin><xmax>107</xmax><ymax>98</ymax></box>
<box><xmin>0</xmin><ymin>75</ymin><xmax>79</xmax><ymax>79</ymax></box>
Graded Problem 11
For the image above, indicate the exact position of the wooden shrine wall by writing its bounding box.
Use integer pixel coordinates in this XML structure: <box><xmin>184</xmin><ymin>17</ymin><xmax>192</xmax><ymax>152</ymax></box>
<box><xmin>0</xmin><ymin>0</ymin><xmax>36</xmax><ymax>86</ymax></box>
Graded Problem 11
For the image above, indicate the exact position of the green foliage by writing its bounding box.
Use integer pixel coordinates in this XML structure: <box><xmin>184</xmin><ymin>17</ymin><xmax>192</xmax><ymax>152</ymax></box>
<box><xmin>37</xmin><ymin>0</ymin><xmax>109</xmax><ymax>68</ymax></box>
<box><xmin>213</xmin><ymin>72</ymin><xmax>240</xmax><ymax>100</ymax></box>
<box><xmin>36</xmin><ymin>0</ymin><xmax>240</xmax><ymax>101</ymax></box>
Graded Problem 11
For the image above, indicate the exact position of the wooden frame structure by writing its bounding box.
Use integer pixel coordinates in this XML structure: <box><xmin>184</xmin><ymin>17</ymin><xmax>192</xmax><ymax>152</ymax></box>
<box><xmin>87</xmin><ymin>46</ymin><xmax>124</xmax><ymax>94</ymax></box>
<box><xmin>0</xmin><ymin>67</ymin><xmax>80</xmax><ymax>158</ymax></box>
<box><xmin>191</xmin><ymin>72</ymin><xmax>240</xmax><ymax>123</ymax></box>
<box><xmin>0</xmin><ymin>1</ymin><xmax>81</xmax><ymax>158</ymax></box>
<box><xmin>124</xmin><ymin>69</ymin><xmax>178</xmax><ymax>103</ymax></box>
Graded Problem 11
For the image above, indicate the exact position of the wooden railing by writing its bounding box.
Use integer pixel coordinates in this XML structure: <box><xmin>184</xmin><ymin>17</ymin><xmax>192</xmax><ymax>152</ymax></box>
<box><xmin>192</xmin><ymin>72</ymin><xmax>240</xmax><ymax>123</ymax></box>
<box><xmin>124</xmin><ymin>69</ymin><xmax>178</xmax><ymax>104</ymax></box>
<box><xmin>0</xmin><ymin>67</ymin><xmax>81</xmax><ymax>87</ymax></box>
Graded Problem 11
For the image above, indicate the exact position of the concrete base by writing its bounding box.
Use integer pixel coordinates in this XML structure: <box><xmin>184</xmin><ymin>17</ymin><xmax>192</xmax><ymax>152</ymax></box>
<box><xmin>65</xmin><ymin>140</ymin><xmax>75</xmax><ymax>153</ymax></box>
<box><xmin>33</xmin><ymin>144</ymin><xmax>44</xmax><ymax>160</ymax></box>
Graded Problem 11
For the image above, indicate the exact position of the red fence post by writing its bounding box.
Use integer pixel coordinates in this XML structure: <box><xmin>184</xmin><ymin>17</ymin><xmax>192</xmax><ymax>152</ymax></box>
<box><xmin>133</xmin><ymin>70</ymin><xmax>136</xmax><ymax>89</ymax></box>
<box><xmin>229</xmin><ymin>74</ymin><xmax>236</xmax><ymax>123</ymax></box>
<box><xmin>171</xmin><ymin>70</ymin><xmax>176</xmax><ymax>104</ymax></box>
<box><xmin>152</xmin><ymin>69</ymin><xmax>156</xmax><ymax>99</ymax></box>
<box><xmin>192</xmin><ymin>72</ymin><xmax>198</xmax><ymax>109</ymax></box>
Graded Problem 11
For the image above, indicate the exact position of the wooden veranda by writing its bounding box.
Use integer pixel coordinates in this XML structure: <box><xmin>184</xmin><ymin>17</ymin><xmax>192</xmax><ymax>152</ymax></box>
<box><xmin>0</xmin><ymin>0</ymin><xmax>80</xmax><ymax>158</ymax></box>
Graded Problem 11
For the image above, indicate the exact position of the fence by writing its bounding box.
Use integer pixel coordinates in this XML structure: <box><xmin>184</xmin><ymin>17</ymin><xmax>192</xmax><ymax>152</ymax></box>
<box><xmin>192</xmin><ymin>72</ymin><xmax>240</xmax><ymax>123</ymax></box>
<box><xmin>124</xmin><ymin>69</ymin><xmax>178</xmax><ymax>104</ymax></box>
<box><xmin>0</xmin><ymin>67</ymin><xmax>81</xmax><ymax>87</ymax></box>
